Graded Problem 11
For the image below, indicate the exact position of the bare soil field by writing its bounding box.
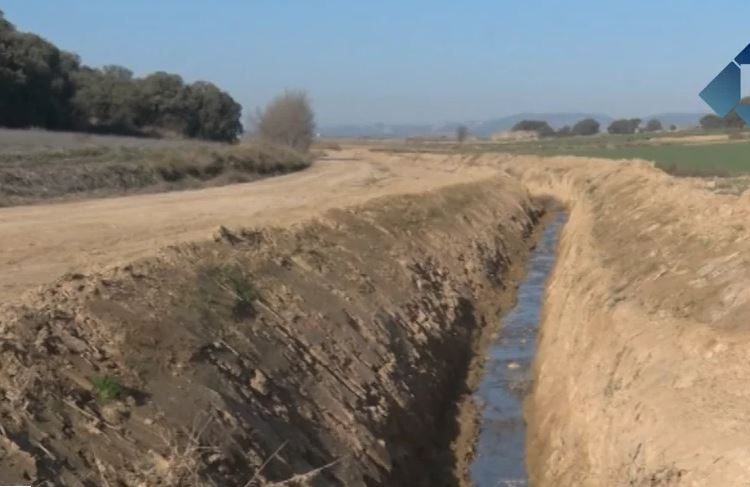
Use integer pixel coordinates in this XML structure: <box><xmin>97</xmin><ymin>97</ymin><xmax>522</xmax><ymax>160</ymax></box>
<box><xmin>3</xmin><ymin>146</ymin><xmax>750</xmax><ymax>486</ymax></box>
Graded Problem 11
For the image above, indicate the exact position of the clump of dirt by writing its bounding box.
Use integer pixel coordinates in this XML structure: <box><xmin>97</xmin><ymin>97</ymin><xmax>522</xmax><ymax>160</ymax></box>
<box><xmin>0</xmin><ymin>177</ymin><xmax>541</xmax><ymax>486</ymax></box>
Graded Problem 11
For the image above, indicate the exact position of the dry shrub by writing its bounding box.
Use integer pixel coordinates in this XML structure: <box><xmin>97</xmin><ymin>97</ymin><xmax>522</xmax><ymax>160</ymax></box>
<box><xmin>257</xmin><ymin>91</ymin><xmax>315</xmax><ymax>153</ymax></box>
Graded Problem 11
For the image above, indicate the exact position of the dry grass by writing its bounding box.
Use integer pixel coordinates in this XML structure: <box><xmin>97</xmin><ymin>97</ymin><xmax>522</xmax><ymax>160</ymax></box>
<box><xmin>0</xmin><ymin>128</ymin><xmax>206</xmax><ymax>151</ymax></box>
<box><xmin>127</xmin><ymin>417</ymin><xmax>341</xmax><ymax>487</ymax></box>
<box><xmin>243</xmin><ymin>441</ymin><xmax>343</xmax><ymax>487</ymax></box>
<box><xmin>0</xmin><ymin>129</ymin><xmax>312</xmax><ymax>206</ymax></box>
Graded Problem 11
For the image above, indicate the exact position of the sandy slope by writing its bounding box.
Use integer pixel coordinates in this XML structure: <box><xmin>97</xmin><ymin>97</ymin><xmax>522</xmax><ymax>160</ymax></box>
<box><xmin>506</xmin><ymin>156</ymin><xmax>750</xmax><ymax>486</ymax></box>
<box><xmin>0</xmin><ymin>149</ymin><xmax>498</xmax><ymax>302</ymax></box>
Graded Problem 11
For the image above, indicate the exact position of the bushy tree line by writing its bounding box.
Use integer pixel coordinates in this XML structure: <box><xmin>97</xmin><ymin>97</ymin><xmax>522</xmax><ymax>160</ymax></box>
<box><xmin>607</xmin><ymin>118</ymin><xmax>642</xmax><ymax>135</ymax></box>
<box><xmin>512</xmin><ymin>118</ymin><xmax>601</xmax><ymax>138</ymax></box>
<box><xmin>511</xmin><ymin>116</ymin><xmax>672</xmax><ymax>138</ymax></box>
<box><xmin>571</xmin><ymin>118</ymin><xmax>600</xmax><ymax>136</ymax></box>
<box><xmin>606</xmin><ymin>118</ymin><xmax>666</xmax><ymax>134</ymax></box>
<box><xmin>511</xmin><ymin>120</ymin><xmax>555</xmax><ymax>137</ymax></box>
<box><xmin>700</xmin><ymin>108</ymin><xmax>747</xmax><ymax>130</ymax></box>
<box><xmin>0</xmin><ymin>10</ymin><xmax>241</xmax><ymax>141</ymax></box>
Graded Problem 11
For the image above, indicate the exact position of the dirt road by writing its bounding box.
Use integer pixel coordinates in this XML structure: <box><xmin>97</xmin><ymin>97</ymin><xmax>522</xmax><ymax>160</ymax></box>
<box><xmin>0</xmin><ymin>149</ymin><xmax>498</xmax><ymax>302</ymax></box>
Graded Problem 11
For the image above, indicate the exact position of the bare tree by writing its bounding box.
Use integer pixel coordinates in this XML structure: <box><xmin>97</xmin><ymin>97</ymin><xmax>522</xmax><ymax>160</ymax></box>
<box><xmin>645</xmin><ymin>119</ymin><xmax>663</xmax><ymax>132</ymax></box>
<box><xmin>456</xmin><ymin>124</ymin><xmax>469</xmax><ymax>143</ymax></box>
<box><xmin>257</xmin><ymin>90</ymin><xmax>315</xmax><ymax>152</ymax></box>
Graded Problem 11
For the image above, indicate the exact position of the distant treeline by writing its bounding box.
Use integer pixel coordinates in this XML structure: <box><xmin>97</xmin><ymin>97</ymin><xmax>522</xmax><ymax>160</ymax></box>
<box><xmin>0</xmin><ymin>10</ymin><xmax>242</xmax><ymax>141</ymax></box>
<box><xmin>699</xmin><ymin>108</ymin><xmax>747</xmax><ymax>131</ymax></box>
<box><xmin>512</xmin><ymin>117</ymin><xmax>674</xmax><ymax>138</ymax></box>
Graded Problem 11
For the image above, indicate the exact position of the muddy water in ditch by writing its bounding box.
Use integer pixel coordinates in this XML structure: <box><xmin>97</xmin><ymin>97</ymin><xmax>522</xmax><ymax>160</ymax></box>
<box><xmin>470</xmin><ymin>212</ymin><xmax>566</xmax><ymax>487</ymax></box>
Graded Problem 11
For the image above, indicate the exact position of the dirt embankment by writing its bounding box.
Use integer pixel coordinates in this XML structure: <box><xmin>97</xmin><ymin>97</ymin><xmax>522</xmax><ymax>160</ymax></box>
<box><xmin>0</xmin><ymin>176</ymin><xmax>541</xmax><ymax>486</ymax></box>
<box><xmin>504</xmin><ymin>157</ymin><xmax>750</xmax><ymax>486</ymax></box>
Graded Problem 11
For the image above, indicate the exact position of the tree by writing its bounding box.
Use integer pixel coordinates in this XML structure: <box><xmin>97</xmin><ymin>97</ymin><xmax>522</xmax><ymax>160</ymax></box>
<box><xmin>0</xmin><ymin>14</ymin><xmax>78</xmax><ymax>129</ymax></box>
<box><xmin>512</xmin><ymin>120</ymin><xmax>554</xmax><ymax>137</ymax></box>
<box><xmin>71</xmin><ymin>66</ymin><xmax>141</xmax><ymax>133</ymax></box>
<box><xmin>724</xmin><ymin>110</ymin><xmax>746</xmax><ymax>129</ymax></box>
<box><xmin>257</xmin><ymin>91</ymin><xmax>316</xmax><ymax>152</ymax></box>
<box><xmin>700</xmin><ymin>114</ymin><xmax>723</xmax><ymax>130</ymax></box>
<box><xmin>556</xmin><ymin>125</ymin><xmax>572</xmax><ymax>137</ymax></box>
<box><xmin>136</xmin><ymin>72</ymin><xmax>188</xmax><ymax>131</ymax></box>
<box><xmin>700</xmin><ymin>112</ymin><xmax>747</xmax><ymax>130</ymax></box>
<box><xmin>669</xmin><ymin>124</ymin><xmax>677</xmax><ymax>131</ymax></box>
<box><xmin>607</xmin><ymin>118</ymin><xmax>641</xmax><ymax>135</ymax></box>
<box><xmin>571</xmin><ymin>118</ymin><xmax>600</xmax><ymax>136</ymax></box>
<box><xmin>456</xmin><ymin>124</ymin><xmax>468</xmax><ymax>143</ymax></box>
<box><xmin>645</xmin><ymin>119</ymin><xmax>663</xmax><ymax>132</ymax></box>
<box><xmin>183</xmin><ymin>81</ymin><xmax>243</xmax><ymax>142</ymax></box>
<box><xmin>0</xmin><ymin>9</ymin><xmax>243</xmax><ymax>142</ymax></box>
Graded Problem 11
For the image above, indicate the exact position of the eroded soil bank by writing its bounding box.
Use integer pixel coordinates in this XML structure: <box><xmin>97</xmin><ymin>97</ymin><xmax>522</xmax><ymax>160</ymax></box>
<box><xmin>504</xmin><ymin>157</ymin><xmax>750</xmax><ymax>486</ymax></box>
<box><xmin>0</xmin><ymin>176</ymin><xmax>542</xmax><ymax>486</ymax></box>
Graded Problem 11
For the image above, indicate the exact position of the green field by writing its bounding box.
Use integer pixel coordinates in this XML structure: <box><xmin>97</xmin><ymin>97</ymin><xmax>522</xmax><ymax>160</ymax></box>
<box><xmin>383</xmin><ymin>131</ymin><xmax>750</xmax><ymax>177</ymax></box>
<box><xmin>506</xmin><ymin>139</ymin><xmax>750</xmax><ymax>176</ymax></box>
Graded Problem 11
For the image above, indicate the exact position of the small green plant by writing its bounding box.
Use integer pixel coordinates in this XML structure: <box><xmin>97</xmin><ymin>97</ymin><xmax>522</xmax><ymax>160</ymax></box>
<box><xmin>219</xmin><ymin>264</ymin><xmax>258</xmax><ymax>306</ymax></box>
<box><xmin>201</xmin><ymin>262</ymin><xmax>259</xmax><ymax>318</ymax></box>
<box><xmin>92</xmin><ymin>375</ymin><xmax>123</xmax><ymax>402</ymax></box>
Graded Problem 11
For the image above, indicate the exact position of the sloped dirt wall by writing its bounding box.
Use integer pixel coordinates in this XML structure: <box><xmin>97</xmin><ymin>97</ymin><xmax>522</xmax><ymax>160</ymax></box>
<box><xmin>0</xmin><ymin>176</ymin><xmax>540</xmax><ymax>486</ymax></box>
<box><xmin>508</xmin><ymin>157</ymin><xmax>750</xmax><ymax>486</ymax></box>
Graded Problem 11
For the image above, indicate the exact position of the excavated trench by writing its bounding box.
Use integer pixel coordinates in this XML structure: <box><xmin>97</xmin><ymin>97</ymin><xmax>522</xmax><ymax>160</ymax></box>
<box><xmin>6</xmin><ymin>154</ymin><xmax>750</xmax><ymax>486</ymax></box>
<box><xmin>470</xmin><ymin>211</ymin><xmax>566</xmax><ymax>487</ymax></box>
<box><xmin>0</xmin><ymin>176</ymin><xmax>549</xmax><ymax>487</ymax></box>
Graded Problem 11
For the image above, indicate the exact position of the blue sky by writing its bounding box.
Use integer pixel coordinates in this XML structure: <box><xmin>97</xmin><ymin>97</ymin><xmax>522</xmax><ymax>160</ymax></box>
<box><xmin>3</xmin><ymin>0</ymin><xmax>750</xmax><ymax>124</ymax></box>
